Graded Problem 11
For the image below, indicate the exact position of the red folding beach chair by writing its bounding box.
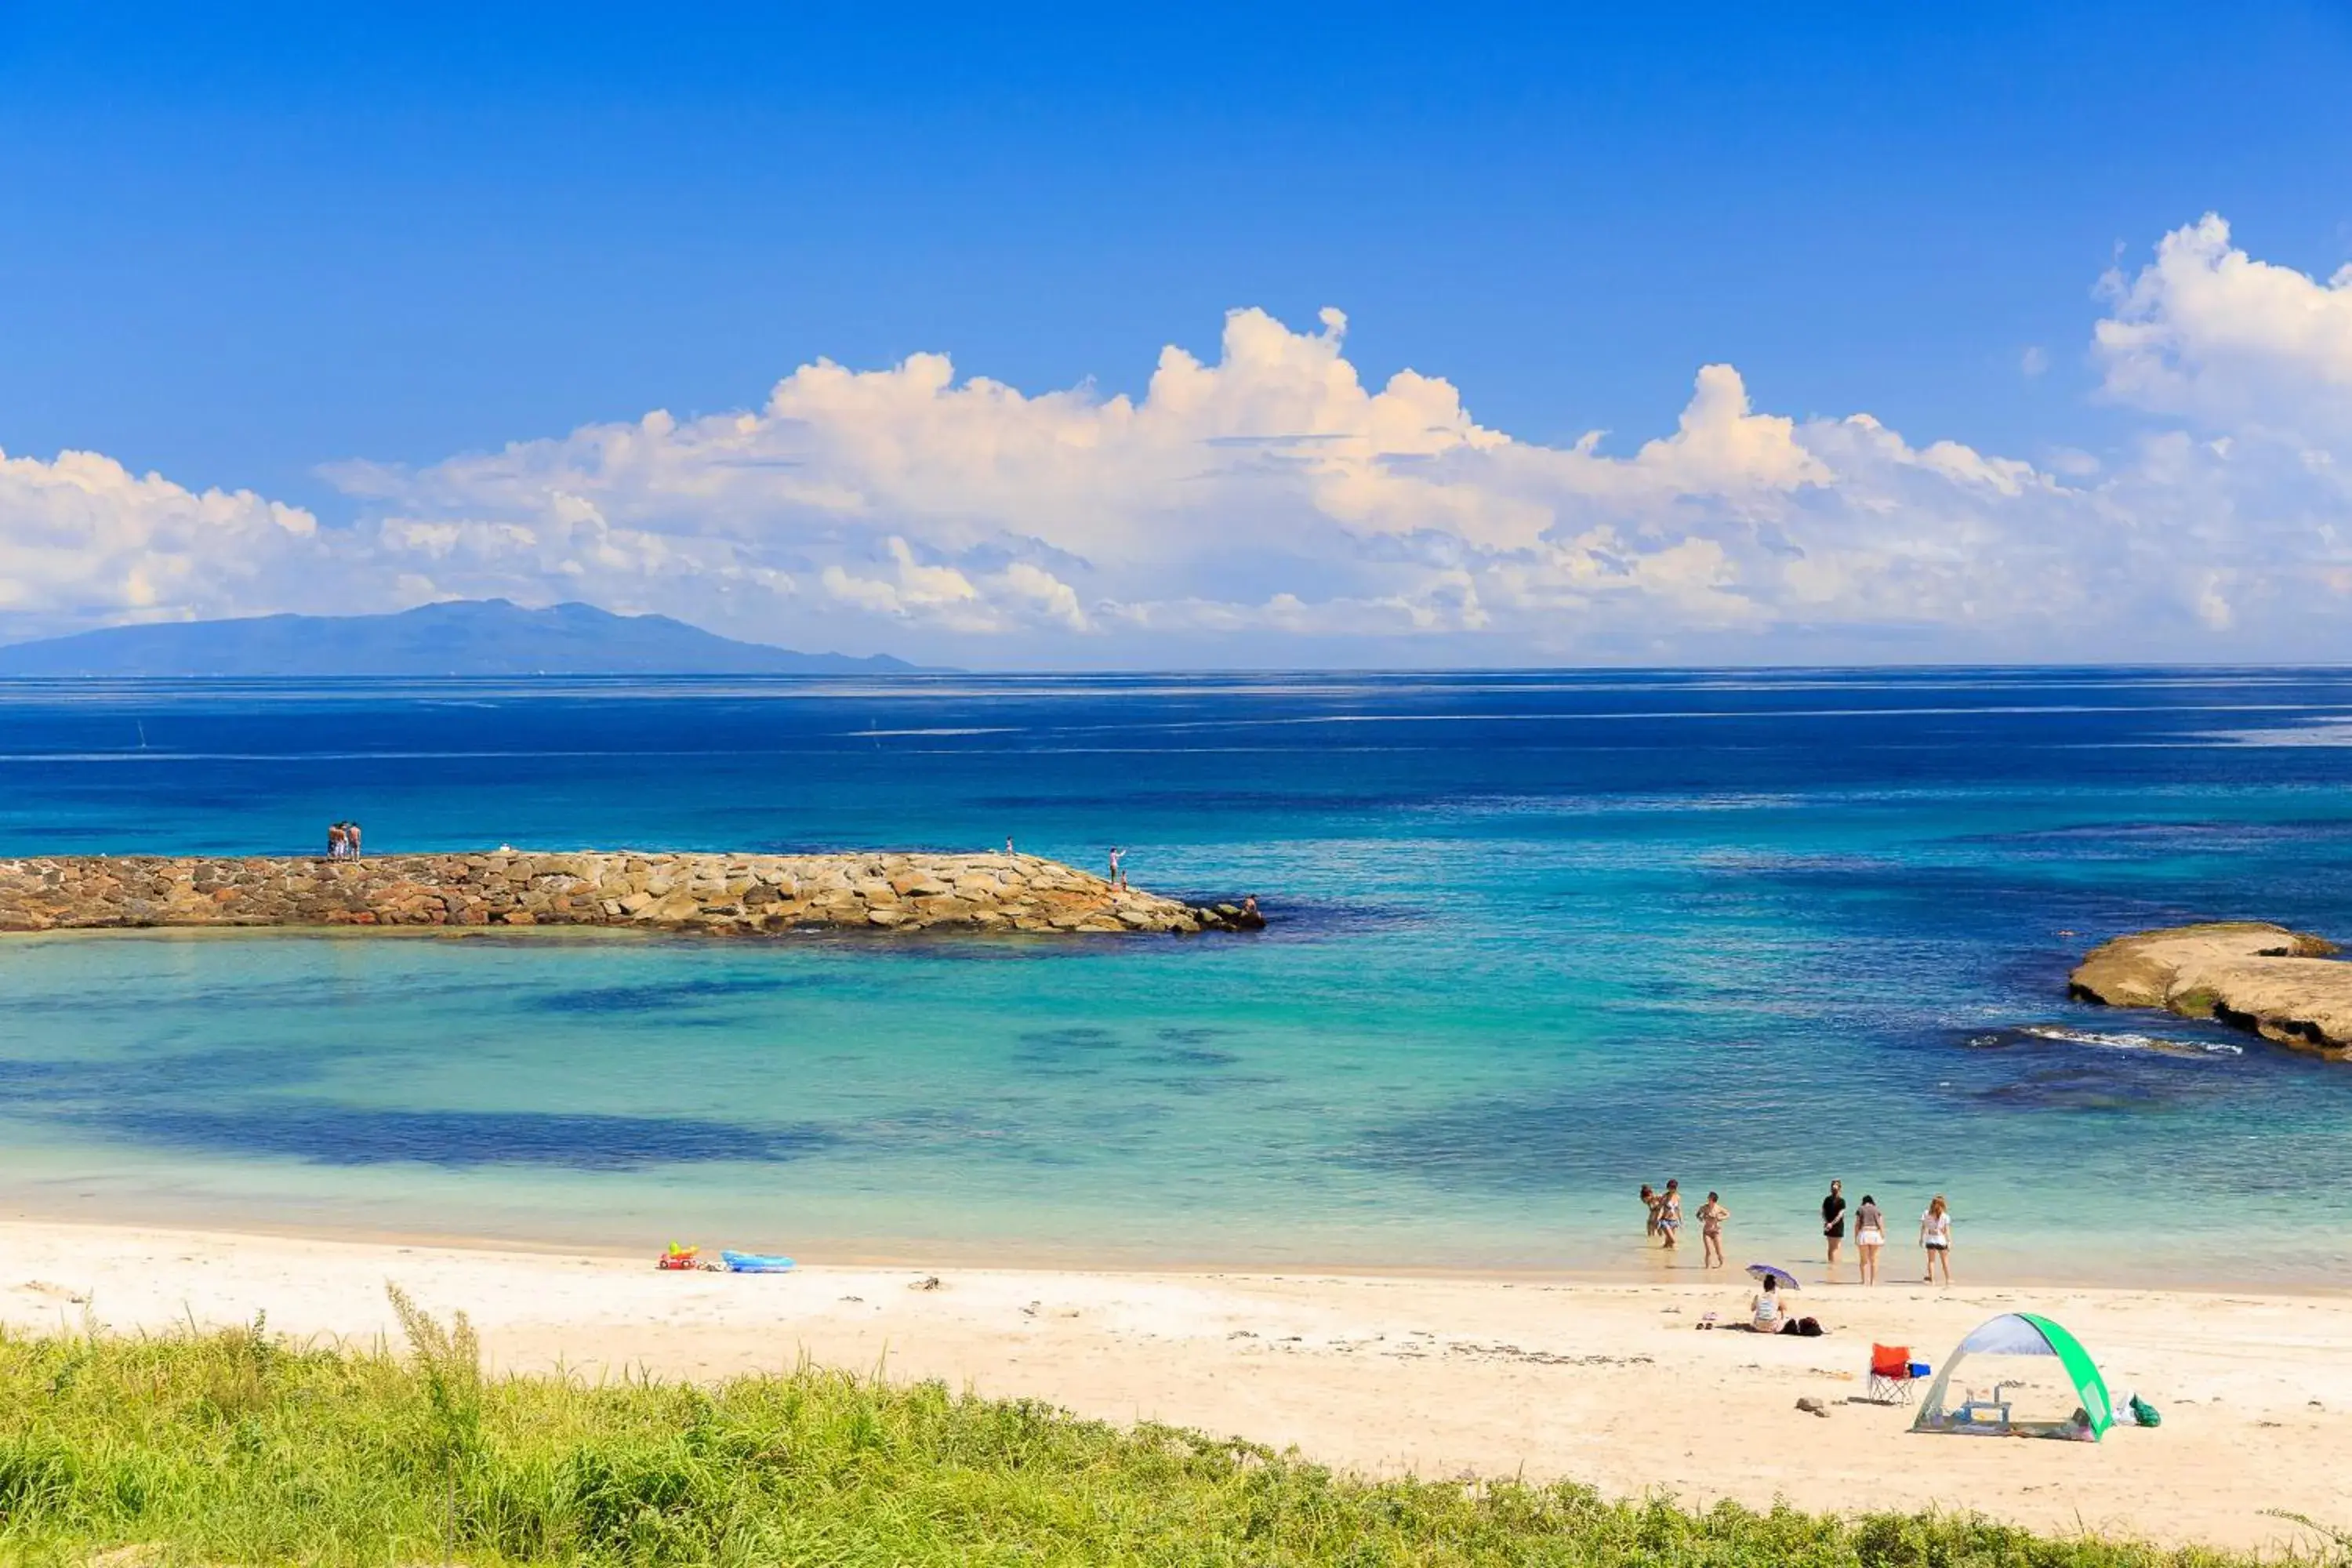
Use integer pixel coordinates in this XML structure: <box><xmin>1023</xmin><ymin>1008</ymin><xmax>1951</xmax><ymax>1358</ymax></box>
<box><xmin>1867</xmin><ymin>1344</ymin><xmax>1920</xmax><ymax>1405</ymax></box>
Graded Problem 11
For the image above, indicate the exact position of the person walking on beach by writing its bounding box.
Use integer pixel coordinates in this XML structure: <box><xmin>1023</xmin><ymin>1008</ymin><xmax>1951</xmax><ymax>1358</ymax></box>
<box><xmin>1657</xmin><ymin>1179</ymin><xmax>1682</xmax><ymax>1250</ymax></box>
<box><xmin>1820</xmin><ymin>1179</ymin><xmax>1848</xmax><ymax>1272</ymax></box>
<box><xmin>1697</xmin><ymin>1191</ymin><xmax>1729</xmax><ymax>1268</ymax></box>
<box><xmin>1853</xmin><ymin>1192</ymin><xmax>1885</xmax><ymax>1284</ymax></box>
<box><xmin>1639</xmin><ymin>1183</ymin><xmax>1660</xmax><ymax>1239</ymax></box>
<box><xmin>1920</xmin><ymin>1194</ymin><xmax>1953</xmax><ymax>1283</ymax></box>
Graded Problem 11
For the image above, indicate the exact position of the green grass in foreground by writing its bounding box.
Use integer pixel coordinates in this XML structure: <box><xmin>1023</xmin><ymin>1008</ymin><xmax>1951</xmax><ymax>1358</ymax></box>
<box><xmin>0</xmin><ymin>1290</ymin><xmax>2321</xmax><ymax>1566</ymax></box>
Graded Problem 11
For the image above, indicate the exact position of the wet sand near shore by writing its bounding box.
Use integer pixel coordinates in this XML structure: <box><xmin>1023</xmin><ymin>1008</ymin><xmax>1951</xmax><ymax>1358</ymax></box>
<box><xmin>5</xmin><ymin>1219</ymin><xmax>2350</xmax><ymax>1553</ymax></box>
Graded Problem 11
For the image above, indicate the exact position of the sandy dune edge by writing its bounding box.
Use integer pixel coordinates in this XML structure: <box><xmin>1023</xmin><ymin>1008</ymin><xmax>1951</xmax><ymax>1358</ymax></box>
<box><xmin>4</xmin><ymin>1220</ymin><xmax>2348</xmax><ymax>1554</ymax></box>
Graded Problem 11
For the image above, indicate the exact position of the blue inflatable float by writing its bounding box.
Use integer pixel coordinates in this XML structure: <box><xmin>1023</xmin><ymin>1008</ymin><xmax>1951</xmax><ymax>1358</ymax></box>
<box><xmin>720</xmin><ymin>1250</ymin><xmax>796</xmax><ymax>1273</ymax></box>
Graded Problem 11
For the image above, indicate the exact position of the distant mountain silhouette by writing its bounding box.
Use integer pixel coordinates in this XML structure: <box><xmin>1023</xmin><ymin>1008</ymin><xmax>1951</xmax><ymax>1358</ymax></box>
<box><xmin>0</xmin><ymin>601</ymin><xmax>927</xmax><ymax>677</ymax></box>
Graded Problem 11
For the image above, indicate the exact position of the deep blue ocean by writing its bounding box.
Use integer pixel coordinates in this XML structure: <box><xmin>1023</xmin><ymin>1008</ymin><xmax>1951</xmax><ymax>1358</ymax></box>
<box><xmin>4</xmin><ymin>669</ymin><xmax>2351</xmax><ymax>1283</ymax></box>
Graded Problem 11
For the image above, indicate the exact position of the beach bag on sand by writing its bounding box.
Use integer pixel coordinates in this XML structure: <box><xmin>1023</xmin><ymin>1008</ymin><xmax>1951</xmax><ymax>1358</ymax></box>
<box><xmin>2129</xmin><ymin>1395</ymin><xmax>2161</xmax><ymax>1428</ymax></box>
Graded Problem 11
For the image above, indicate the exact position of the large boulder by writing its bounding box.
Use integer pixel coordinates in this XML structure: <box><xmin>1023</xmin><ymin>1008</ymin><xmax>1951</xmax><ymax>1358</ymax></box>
<box><xmin>2068</xmin><ymin>923</ymin><xmax>2351</xmax><ymax>1057</ymax></box>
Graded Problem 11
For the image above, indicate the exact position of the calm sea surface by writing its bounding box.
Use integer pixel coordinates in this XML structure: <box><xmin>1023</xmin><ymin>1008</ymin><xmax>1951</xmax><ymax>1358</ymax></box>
<box><xmin>4</xmin><ymin>670</ymin><xmax>2352</xmax><ymax>1284</ymax></box>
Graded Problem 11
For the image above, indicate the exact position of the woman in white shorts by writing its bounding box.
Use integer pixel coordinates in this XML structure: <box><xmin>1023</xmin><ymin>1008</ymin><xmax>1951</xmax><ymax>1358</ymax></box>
<box><xmin>1919</xmin><ymin>1193</ymin><xmax>1953</xmax><ymax>1283</ymax></box>
<box><xmin>1853</xmin><ymin>1193</ymin><xmax>1886</xmax><ymax>1283</ymax></box>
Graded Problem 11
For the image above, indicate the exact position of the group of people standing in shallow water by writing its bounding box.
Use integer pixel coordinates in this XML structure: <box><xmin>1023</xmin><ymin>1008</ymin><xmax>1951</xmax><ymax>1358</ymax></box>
<box><xmin>1639</xmin><ymin>1176</ymin><xmax>1955</xmax><ymax>1283</ymax></box>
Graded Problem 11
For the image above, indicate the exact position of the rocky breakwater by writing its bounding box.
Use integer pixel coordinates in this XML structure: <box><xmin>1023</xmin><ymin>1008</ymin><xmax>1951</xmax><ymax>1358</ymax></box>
<box><xmin>2067</xmin><ymin>922</ymin><xmax>2352</xmax><ymax>1058</ymax></box>
<box><xmin>0</xmin><ymin>851</ymin><xmax>1266</xmax><ymax>938</ymax></box>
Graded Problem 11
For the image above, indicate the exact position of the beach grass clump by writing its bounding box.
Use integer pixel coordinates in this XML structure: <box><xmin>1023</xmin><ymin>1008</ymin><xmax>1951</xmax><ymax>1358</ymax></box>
<box><xmin>0</xmin><ymin>1297</ymin><xmax>2299</xmax><ymax>1566</ymax></box>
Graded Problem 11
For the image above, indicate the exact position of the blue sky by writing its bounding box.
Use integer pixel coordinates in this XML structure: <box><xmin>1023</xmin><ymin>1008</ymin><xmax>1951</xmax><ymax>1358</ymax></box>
<box><xmin>2</xmin><ymin>5</ymin><xmax>2350</xmax><ymax>665</ymax></box>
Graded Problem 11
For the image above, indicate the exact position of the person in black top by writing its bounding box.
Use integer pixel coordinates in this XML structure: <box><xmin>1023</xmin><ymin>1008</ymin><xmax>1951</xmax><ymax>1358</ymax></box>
<box><xmin>1821</xmin><ymin>1179</ymin><xmax>1848</xmax><ymax>1271</ymax></box>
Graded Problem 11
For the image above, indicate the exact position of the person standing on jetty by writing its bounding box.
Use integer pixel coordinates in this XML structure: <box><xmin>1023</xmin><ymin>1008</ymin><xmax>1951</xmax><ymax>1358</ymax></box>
<box><xmin>1820</xmin><ymin>1179</ymin><xmax>1847</xmax><ymax>1272</ymax></box>
<box><xmin>326</xmin><ymin>822</ymin><xmax>346</xmax><ymax>861</ymax></box>
<box><xmin>347</xmin><ymin>821</ymin><xmax>362</xmax><ymax>861</ymax></box>
<box><xmin>1108</xmin><ymin>847</ymin><xmax>1125</xmax><ymax>890</ymax></box>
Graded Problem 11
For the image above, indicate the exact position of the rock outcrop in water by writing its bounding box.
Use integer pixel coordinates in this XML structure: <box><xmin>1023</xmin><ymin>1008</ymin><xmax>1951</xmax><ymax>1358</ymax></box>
<box><xmin>2067</xmin><ymin>922</ymin><xmax>2352</xmax><ymax>1058</ymax></box>
<box><xmin>0</xmin><ymin>852</ymin><xmax>1265</xmax><ymax>938</ymax></box>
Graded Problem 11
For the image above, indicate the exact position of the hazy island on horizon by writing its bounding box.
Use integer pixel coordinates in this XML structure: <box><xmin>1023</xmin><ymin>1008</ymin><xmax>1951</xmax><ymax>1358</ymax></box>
<box><xmin>0</xmin><ymin>598</ymin><xmax>932</xmax><ymax>678</ymax></box>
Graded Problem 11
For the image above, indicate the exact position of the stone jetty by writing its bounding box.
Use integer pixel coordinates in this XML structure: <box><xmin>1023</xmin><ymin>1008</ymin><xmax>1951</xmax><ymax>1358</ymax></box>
<box><xmin>0</xmin><ymin>851</ymin><xmax>1265</xmax><ymax>938</ymax></box>
<box><xmin>2067</xmin><ymin>921</ymin><xmax>2352</xmax><ymax>1058</ymax></box>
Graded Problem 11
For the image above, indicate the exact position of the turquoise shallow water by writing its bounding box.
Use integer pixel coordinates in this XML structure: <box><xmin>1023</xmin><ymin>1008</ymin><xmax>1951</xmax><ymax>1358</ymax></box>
<box><xmin>4</xmin><ymin>670</ymin><xmax>2352</xmax><ymax>1283</ymax></box>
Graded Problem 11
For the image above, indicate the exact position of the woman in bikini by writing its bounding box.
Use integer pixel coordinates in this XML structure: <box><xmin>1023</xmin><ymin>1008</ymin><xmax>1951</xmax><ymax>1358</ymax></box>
<box><xmin>1657</xmin><ymin>1179</ymin><xmax>1682</xmax><ymax>1251</ymax></box>
<box><xmin>1919</xmin><ymin>1193</ymin><xmax>1953</xmax><ymax>1283</ymax></box>
<box><xmin>1697</xmin><ymin>1191</ymin><xmax>1729</xmax><ymax>1269</ymax></box>
<box><xmin>1639</xmin><ymin>1184</ymin><xmax>1660</xmax><ymax>1239</ymax></box>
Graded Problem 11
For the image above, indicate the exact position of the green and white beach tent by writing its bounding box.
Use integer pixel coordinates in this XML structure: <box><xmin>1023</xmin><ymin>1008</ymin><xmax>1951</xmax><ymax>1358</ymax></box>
<box><xmin>1912</xmin><ymin>1312</ymin><xmax>2114</xmax><ymax>1441</ymax></box>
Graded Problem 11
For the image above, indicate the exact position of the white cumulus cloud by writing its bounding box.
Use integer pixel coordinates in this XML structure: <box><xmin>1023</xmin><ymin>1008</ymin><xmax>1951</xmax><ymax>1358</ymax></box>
<box><xmin>4</xmin><ymin>213</ymin><xmax>2350</xmax><ymax>662</ymax></box>
<box><xmin>2096</xmin><ymin>213</ymin><xmax>2352</xmax><ymax>445</ymax></box>
<box><xmin>0</xmin><ymin>447</ymin><xmax>320</xmax><ymax>635</ymax></box>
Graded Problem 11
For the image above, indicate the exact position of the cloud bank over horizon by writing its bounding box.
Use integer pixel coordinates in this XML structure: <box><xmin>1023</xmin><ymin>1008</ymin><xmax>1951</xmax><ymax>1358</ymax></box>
<box><xmin>3</xmin><ymin>213</ymin><xmax>2347</xmax><ymax>666</ymax></box>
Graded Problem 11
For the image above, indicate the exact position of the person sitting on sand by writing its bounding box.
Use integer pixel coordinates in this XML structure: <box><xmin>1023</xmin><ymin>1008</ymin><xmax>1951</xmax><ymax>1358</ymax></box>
<box><xmin>1746</xmin><ymin>1276</ymin><xmax>1824</xmax><ymax>1336</ymax></box>
<box><xmin>1750</xmin><ymin>1273</ymin><xmax>1787</xmax><ymax>1331</ymax></box>
<box><xmin>1657</xmin><ymin>1179</ymin><xmax>1682</xmax><ymax>1250</ymax></box>
<box><xmin>1698</xmin><ymin>1192</ymin><xmax>1729</xmax><ymax>1268</ymax></box>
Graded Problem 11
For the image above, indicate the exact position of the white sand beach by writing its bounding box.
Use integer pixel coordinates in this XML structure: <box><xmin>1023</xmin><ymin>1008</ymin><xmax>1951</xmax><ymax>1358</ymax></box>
<box><xmin>4</xmin><ymin>1219</ymin><xmax>2349</xmax><ymax>1554</ymax></box>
